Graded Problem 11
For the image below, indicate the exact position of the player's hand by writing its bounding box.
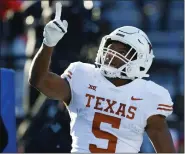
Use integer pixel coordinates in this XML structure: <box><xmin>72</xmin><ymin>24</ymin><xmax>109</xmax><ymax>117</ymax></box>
<box><xmin>43</xmin><ymin>2</ymin><xmax>68</xmax><ymax>47</ymax></box>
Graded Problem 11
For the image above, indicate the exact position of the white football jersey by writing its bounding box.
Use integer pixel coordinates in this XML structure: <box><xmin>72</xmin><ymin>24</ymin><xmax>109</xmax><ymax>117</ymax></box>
<box><xmin>61</xmin><ymin>62</ymin><xmax>173</xmax><ymax>153</ymax></box>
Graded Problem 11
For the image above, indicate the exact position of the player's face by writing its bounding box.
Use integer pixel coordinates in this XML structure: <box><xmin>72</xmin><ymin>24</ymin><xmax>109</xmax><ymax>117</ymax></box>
<box><xmin>104</xmin><ymin>41</ymin><xmax>135</xmax><ymax>68</ymax></box>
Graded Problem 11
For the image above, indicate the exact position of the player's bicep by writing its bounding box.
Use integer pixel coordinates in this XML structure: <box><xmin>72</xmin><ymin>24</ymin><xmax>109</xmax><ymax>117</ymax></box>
<box><xmin>38</xmin><ymin>72</ymin><xmax>71</xmax><ymax>103</ymax></box>
<box><xmin>145</xmin><ymin>115</ymin><xmax>176</xmax><ymax>153</ymax></box>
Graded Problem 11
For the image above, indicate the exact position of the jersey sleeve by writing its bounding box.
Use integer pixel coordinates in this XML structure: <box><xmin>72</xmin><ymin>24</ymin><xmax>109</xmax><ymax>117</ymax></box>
<box><xmin>155</xmin><ymin>91</ymin><xmax>173</xmax><ymax>118</ymax></box>
<box><xmin>60</xmin><ymin>61</ymin><xmax>82</xmax><ymax>108</ymax></box>
<box><xmin>60</xmin><ymin>62</ymin><xmax>77</xmax><ymax>86</ymax></box>
<box><xmin>145</xmin><ymin>86</ymin><xmax>174</xmax><ymax>120</ymax></box>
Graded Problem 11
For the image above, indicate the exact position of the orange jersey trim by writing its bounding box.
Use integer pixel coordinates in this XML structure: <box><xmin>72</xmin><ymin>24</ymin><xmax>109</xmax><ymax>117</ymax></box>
<box><xmin>158</xmin><ymin>104</ymin><xmax>173</xmax><ymax>108</ymax></box>
<box><xmin>157</xmin><ymin>107</ymin><xmax>173</xmax><ymax>111</ymax></box>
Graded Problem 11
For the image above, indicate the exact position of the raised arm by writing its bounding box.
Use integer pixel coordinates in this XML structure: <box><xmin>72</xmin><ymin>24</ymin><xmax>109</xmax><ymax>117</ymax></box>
<box><xmin>29</xmin><ymin>2</ymin><xmax>71</xmax><ymax>104</ymax></box>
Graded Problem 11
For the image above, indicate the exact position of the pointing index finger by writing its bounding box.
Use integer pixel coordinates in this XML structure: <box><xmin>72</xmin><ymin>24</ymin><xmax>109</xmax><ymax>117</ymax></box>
<box><xmin>55</xmin><ymin>2</ymin><xmax>62</xmax><ymax>20</ymax></box>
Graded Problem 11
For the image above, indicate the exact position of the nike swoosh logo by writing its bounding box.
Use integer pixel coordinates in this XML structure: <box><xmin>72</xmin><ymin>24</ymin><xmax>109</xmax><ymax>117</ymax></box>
<box><xmin>131</xmin><ymin>96</ymin><xmax>143</xmax><ymax>101</ymax></box>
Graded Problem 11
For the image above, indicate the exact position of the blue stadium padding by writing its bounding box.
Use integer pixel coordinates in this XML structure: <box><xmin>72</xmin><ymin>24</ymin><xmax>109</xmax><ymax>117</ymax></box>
<box><xmin>0</xmin><ymin>68</ymin><xmax>17</xmax><ymax>152</ymax></box>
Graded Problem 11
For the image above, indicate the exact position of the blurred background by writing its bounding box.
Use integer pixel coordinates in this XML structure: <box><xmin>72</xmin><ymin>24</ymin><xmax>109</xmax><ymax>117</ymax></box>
<box><xmin>0</xmin><ymin>0</ymin><xmax>184</xmax><ymax>153</ymax></box>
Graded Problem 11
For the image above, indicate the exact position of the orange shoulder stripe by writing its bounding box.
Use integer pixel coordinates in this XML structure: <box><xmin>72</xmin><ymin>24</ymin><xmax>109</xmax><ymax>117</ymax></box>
<box><xmin>157</xmin><ymin>107</ymin><xmax>173</xmax><ymax>111</ymax></box>
<box><xmin>158</xmin><ymin>104</ymin><xmax>173</xmax><ymax>108</ymax></box>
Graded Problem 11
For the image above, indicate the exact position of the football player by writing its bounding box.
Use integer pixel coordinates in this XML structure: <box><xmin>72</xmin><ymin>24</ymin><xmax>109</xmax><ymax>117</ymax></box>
<box><xmin>29</xmin><ymin>2</ymin><xmax>176</xmax><ymax>153</ymax></box>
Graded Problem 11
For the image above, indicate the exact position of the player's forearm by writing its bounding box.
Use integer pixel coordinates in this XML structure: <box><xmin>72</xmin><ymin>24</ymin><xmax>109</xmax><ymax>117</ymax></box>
<box><xmin>155</xmin><ymin>133</ymin><xmax>176</xmax><ymax>153</ymax></box>
<box><xmin>154</xmin><ymin>142</ymin><xmax>176</xmax><ymax>153</ymax></box>
<box><xmin>29</xmin><ymin>44</ymin><xmax>54</xmax><ymax>87</ymax></box>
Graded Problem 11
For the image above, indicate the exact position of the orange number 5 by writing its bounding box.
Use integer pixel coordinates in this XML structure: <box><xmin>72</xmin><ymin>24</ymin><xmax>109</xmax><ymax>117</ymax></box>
<box><xmin>89</xmin><ymin>112</ymin><xmax>121</xmax><ymax>153</ymax></box>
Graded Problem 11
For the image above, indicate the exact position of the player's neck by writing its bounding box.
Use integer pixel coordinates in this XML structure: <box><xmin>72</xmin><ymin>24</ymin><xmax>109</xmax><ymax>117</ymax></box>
<box><xmin>105</xmin><ymin>77</ymin><xmax>133</xmax><ymax>87</ymax></box>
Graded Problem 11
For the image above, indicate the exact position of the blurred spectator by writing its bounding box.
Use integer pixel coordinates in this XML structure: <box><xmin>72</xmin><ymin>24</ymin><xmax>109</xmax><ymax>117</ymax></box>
<box><xmin>134</xmin><ymin>0</ymin><xmax>171</xmax><ymax>31</ymax></box>
<box><xmin>157</xmin><ymin>0</ymin><xmax>170</xmax><ymax>31</ymax></box>
<box><xmin>0</xmin><ymin>0</ymin><xmax>22</xmax><ymax>41</ymax></box>
<box><xmin>18</xmin><ymin>100</ymin><xmax>71</xmax><ymax>153</ymax></box>
<box><xmin>0</xmin><ymin>0</ymin><xmax>22</xmax><ymax>20</ymax></box>
<box><xmin>134</xmin><ymin>0</ymin><xmax>150</xmax><ymax>31</ymax></box>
